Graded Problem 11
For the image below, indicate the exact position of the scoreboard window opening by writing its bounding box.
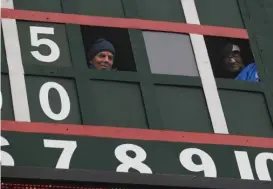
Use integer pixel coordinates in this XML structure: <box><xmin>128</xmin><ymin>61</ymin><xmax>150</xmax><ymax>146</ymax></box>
<box><xmin>81</xmin><ymin>26</ymin><xmax>136</xmax><ymax>72</ymax></box>
<box><xmin>142</xmin><ymin>31</ymin><xmax>199</xmax><ymax>77</ymax></box>
<box><xmin>204</xmin><ymin>37</ymin><xmax>256</xmax><ymax>82</ymax></box>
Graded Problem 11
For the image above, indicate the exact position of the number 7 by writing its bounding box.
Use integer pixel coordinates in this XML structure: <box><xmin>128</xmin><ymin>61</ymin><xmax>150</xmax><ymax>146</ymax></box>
<box><xmin>43</xmin><ymin>139</ymin><xmax>77</xmax><ymax>169</ymax></box>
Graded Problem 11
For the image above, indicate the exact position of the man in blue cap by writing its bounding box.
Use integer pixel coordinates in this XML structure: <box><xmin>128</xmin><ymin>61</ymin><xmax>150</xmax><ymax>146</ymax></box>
<box><xmin>88</xmin><ymin>38</ymin><xmax>115</xmax><ymax>70</ymax></box>
<box><xmin>220</xmin><ymin>43</ymin><xmax>259</xmax><ymax>82</ymax></box>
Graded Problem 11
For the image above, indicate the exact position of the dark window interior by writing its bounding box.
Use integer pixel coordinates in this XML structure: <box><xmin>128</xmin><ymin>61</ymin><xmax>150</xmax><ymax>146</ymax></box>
<box><xmin>81</xmin><ymin>26</ymin><xmax>136</xmax><ymax>72</ymax></box>
<box><xmin>205</xmin><ymin>36</ymin><xmax>254</xmax><ymax>79</ymax></box>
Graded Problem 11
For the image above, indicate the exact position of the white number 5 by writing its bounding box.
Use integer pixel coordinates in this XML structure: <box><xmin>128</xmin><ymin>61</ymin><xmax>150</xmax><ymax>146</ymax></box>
<box><xmin>30</xmin><ymin>26</ymin><xmax>60</xmax><ymax>63</ymax></box>
<box><xmin>44</xmin><ymin>139</ymin><xmax>77</xmax><ymax>169</ymax></box>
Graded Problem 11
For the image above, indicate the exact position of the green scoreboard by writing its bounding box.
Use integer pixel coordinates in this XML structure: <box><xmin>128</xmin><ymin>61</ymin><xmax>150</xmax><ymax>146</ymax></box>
<box><xmin>1</xmin><ymin>0</ymin><xmax>273</xmax><ymax>188</ymax></box>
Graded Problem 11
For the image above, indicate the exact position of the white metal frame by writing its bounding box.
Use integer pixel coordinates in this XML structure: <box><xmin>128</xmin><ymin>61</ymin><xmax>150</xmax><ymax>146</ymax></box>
<box><xmin>1</xmin><ymin>0</ymin><xmax>31</xmax><ymax>122</ymax></box>
<box><xmin>181</xmin><ymin>0</ymin><xmax>229</xmax><ymax>134</ymax></box>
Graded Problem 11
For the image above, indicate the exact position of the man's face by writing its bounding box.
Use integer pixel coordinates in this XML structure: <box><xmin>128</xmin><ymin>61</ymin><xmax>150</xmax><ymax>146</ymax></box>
<box><xmin>91</xmin><ymin>51</ymin><xmax>114</xmax><ymax>70</ymax></box>
<box><xmin>223</xmin><ymin>51</ymin><xmax>244</xmax><ymax>73</ymax></box>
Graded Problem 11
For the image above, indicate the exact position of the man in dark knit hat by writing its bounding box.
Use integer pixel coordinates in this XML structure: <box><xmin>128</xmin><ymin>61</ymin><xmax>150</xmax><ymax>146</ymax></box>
<box><xmin>220</xmin><ymin>43</ymin><xmax>259</xmax><ymax>82</ymax></box>
<box><xmin>88</xmin><ymin>38</ymin><xmax>115</xmax><ymax>70</ymax></box>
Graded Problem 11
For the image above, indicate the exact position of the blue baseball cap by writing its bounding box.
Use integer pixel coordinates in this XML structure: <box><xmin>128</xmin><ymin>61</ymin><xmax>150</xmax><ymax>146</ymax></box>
<box><xmin>88</xmin><ymin>38</ymin><xmax>115</xmax><ymax>60</ymax></box>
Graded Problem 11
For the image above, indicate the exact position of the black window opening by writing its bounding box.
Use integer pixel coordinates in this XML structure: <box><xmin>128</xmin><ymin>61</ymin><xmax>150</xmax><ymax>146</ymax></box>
<box><xmin>205</xmin><ymin>36</ymin><xmax>256</xmax><ymax>82</ymax></box>
<box><xmin>81</xmin><ymin>26</ymin><xmax>136</xmax><ymax>72</ymax></box>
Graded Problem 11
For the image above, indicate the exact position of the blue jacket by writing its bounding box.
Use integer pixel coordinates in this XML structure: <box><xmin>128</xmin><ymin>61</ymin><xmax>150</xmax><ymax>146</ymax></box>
<box><xmin>235</xmin><ymin>63</ymin><xmax>259</xmax><ymax>82</ymax></box>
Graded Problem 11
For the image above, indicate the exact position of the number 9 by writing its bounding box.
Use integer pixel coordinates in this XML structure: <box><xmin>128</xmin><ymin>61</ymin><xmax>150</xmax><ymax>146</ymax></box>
<box><xmin>179</xmin><ymin>148</ymin><xmax>217</xmax><ymax>177</ymax></box>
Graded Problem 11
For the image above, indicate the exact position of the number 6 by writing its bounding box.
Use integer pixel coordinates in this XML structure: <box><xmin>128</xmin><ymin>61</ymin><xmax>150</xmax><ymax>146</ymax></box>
<box><xmin>1</xmin><ymin>136</ymin><xmax>15</xmax><ymax>166</ymax></box>
<box><xmin>30</xmin><ymin>26</ymin><xmax>60</xmax><ymax>63</ymax></box>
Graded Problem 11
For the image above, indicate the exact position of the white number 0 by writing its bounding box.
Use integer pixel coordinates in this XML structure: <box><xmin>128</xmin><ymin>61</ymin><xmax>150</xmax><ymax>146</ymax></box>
<box><xmin>30</xmin><ymin>26</ymin><xmax>60</xmax><ymax>63</ymax></box>
<box><xmin>235</xmin><ymin>151</ymin><xmax>273</xmax><ymax>181</ymax></box>
<box><xmin>39</xmin><ymin>82</ymin><xmax>71</xmax><ymax>121</ymax></box>
<box><xmin>43</xmin><ymin>139</ymin><xmax>77</xmax><ymax>169</ymax></box>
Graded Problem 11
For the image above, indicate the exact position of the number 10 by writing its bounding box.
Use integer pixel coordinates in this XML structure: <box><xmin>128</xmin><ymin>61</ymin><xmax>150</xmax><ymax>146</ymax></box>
<box><xmin>235</xmin><ymin>151</ymin><xmax>273</xmax><ymax>181</ymax></box>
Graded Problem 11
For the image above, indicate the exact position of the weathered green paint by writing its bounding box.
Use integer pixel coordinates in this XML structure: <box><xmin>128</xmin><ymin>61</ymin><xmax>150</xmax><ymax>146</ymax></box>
<box><xmin>153</xmin><ymin>75</ymin><xmax>202</xmax><ymax>87</ymax></box>
<box><xmin>1</xmin><ymin>33</ymin><xmax>8</xmax><ymax>73</ymax></box>
<box><xmin>156</xmin><ymin>85</ymin><xmax>212</xmax><ymax>132</ymax></box>
<box><xmin>25</xmin><ymin>76</ymin><xmax>82</xmax><ymax>124</ymax></box>
<box><xmin>61</xmin><ymin>0</ymin><xmax>124</xmax><ymax>17</ymax></box>
<box><xmin>195</xmin><ymin>0</ymin><xmax>245</xmax><ymax>28</ymax></box>
<box><xmin>23</xmin><ymin>65</ymin><xmax>76</xmax><ymax>78</ymax></box>
<box><xmin>240</xmin><ymin>0</ymin><xmax>273</xmax><ymax>36</ymax></box>
<box><xmin>1</xmin><ymin>75</ymin><xmax>15</xmax><ymax>120</ymax></box>
<box><xmin>123</xmin><ymin>0</ymin><xmax>185</xmax><ymax>22</ymax></box>
<box><xmin>84</xmin><ymin>80</ymin><xmax>148</xmax><ymax>128</ymax></box>
<box><xmin>13</xmin><ymin>0</ymin><xmax>63</xmax><ymax>12</ymax></box>
<box><xmin>238</xmin><ymin>0</ymin><xmax>273</xmax><ymax>127</ymax></box>
<box><xmin>2</xmin><ymin>131</ymin><xmax>273</xmax><ymax>180</ymax></box>
<box><xmin>255</xmin><ymin>35</ymin><xmax>273</xmax><ymax>125</ymax></box>
<box><xmin>219</xmin><ymin>90</ymin><xmax>273</xmax><ymax>137</ymax></box>
<box><xmin>216</xmin><ymin>79</ymin><xmax>263</xmax><ymax>92</ymax></box>
<box><xmin>17</xmin><ymin>22</ymin><xmax>72</xmax><ymax>68</ymax></box>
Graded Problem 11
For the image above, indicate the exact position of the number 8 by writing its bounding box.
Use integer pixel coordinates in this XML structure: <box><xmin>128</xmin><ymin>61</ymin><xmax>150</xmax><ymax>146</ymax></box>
<box><xmin>115</xmin><ymin>144</ymin><xmax>152</xmax><ymax>174</ymax></box>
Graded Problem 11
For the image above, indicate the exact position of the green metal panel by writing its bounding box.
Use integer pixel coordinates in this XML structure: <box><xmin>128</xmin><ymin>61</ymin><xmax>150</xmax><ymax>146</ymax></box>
<box><xmin>17</xmin><ymin>21</ymin><xmax>72</xmax><ymax>68</ymax></box>
<box><xmin>1</xmin><ymin>33</ymin><xmax>8</xmax><ymax>73</ymax></box>
<box><xmin>84</xmin><ymin>80</ymin><xmax>148</xmax><ymax>128</ymax></box>
<box><xmin>238</xmin><ymin>0</ymin><xmax>273</xmax><ymax>127</ymax></box>
<box><xmin>195</xmin><ymin>0</ymin><xmax>245</xmax><ymax>28</ymax></box>
<box><xmin>124</xmin><ymin>0</ymin><xmax>185</xmax><ymax>22</ymax></box>
<box><xmin>61</xmin><ymin>0</ymin><xmax>124</xmax><ymax>17</ymax></box>
<box><xmin>1</xmin><ymin>75</ymin><xmax>15</xmax><ymax>120</ymax></box>
<box><xmin>153</xmin><ymin>75</ymin><xmax>202</xmax><ymax>87</ymax></box>
<box><xmin>216</xmin><ymin>79</ymin><xmax>263</xmax><ymax>92</ymax></box>
<box><xmin>255</xmin><ymin>35</ymin><xmax>273</xmax><ymax>126</ymax></box>
<box><xmin>126</xmin><ymin>29</ymin><xmax>164</xmax><ymax>130</ymax></box>
<box><xmin>64</xmin><ymin>24</ymin><xmax>92</xmax><ymax>126</ymax></box>
<box><xmin>13</xmin><ymin>0</ymin><xmax>63</xmax><ymax>12</ymax></box>
<box><xmin>219</xmin><ymin>90</ymin><xmax>273</xmax><ymax>137</ymax></box>
<box><xmin>3</xmin><ymin>131</ymin><xmax>273</xmax><ymax>180</ymax></box>
<box><xmin>25</xmin><ymin>76</ymin><xmax>82</xmax><ymax>124</ymax></box>
<box><xmin>240</xmin><ymin>0</ymin><xmax>272</xmax><ymax>36</ymax></box>
<box><xmin>155</xmin><ymin>85</ymin><xmax>213</xmax><ymax>132</ymax></box>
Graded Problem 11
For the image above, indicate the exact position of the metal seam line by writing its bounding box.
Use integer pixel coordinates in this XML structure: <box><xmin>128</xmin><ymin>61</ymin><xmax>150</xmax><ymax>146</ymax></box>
<box><xmin>1</xmin><ymin>0</ymin><xmax>31</xmax><ymax>122</ymax></box>
<box><xmin>1</xmin><ymin>18</ymin><xmax>2</xmax><ymax>122</ymax></box>
<box><xmin>180</xmin><ymin>0</ymin><xmax>229</xmax><ymax>134</ymax></box>
<box><xmin>1</xmin><ymin>18</ymin><xmax>2</xmax><ymax>123</ymax></box>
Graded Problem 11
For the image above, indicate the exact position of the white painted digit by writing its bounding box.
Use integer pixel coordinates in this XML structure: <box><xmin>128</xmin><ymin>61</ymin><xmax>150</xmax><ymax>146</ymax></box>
<box><xmin>115</xmin><ymin>144</ymin><xmax>152</xmax><ymax>174</ymax></box>
<box><xmin>0</xmin><ymin>136</ymin><xmax>15</xmax><ymax>166</ymax></box>
<box><xmin>30</xmin><ymin>26</ymin><xmax>60</xmax><ymax>62</ymax></box>
<box><xmin>179</xmin><ymin>148</ymin><xmax>217</xmax><ymax>177</ymax></box>
<box><xmin>255</xmin><ymin>152</ymin><xmax>273</xmax><ymax>181</ymax></box>
<box><xmin>234</xmin><ymin>151</ymin><xmax>255</xmax><ymax>180</ymax></box>
<box><xmin>43</xmin><ymin>139</ymin><xmax>77</xmax><ymax>169</ymax></box>
<box><xmin>39</xmin><ymin>82</ymin><xmax>70</xmax><ymax>121</ymax></box>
